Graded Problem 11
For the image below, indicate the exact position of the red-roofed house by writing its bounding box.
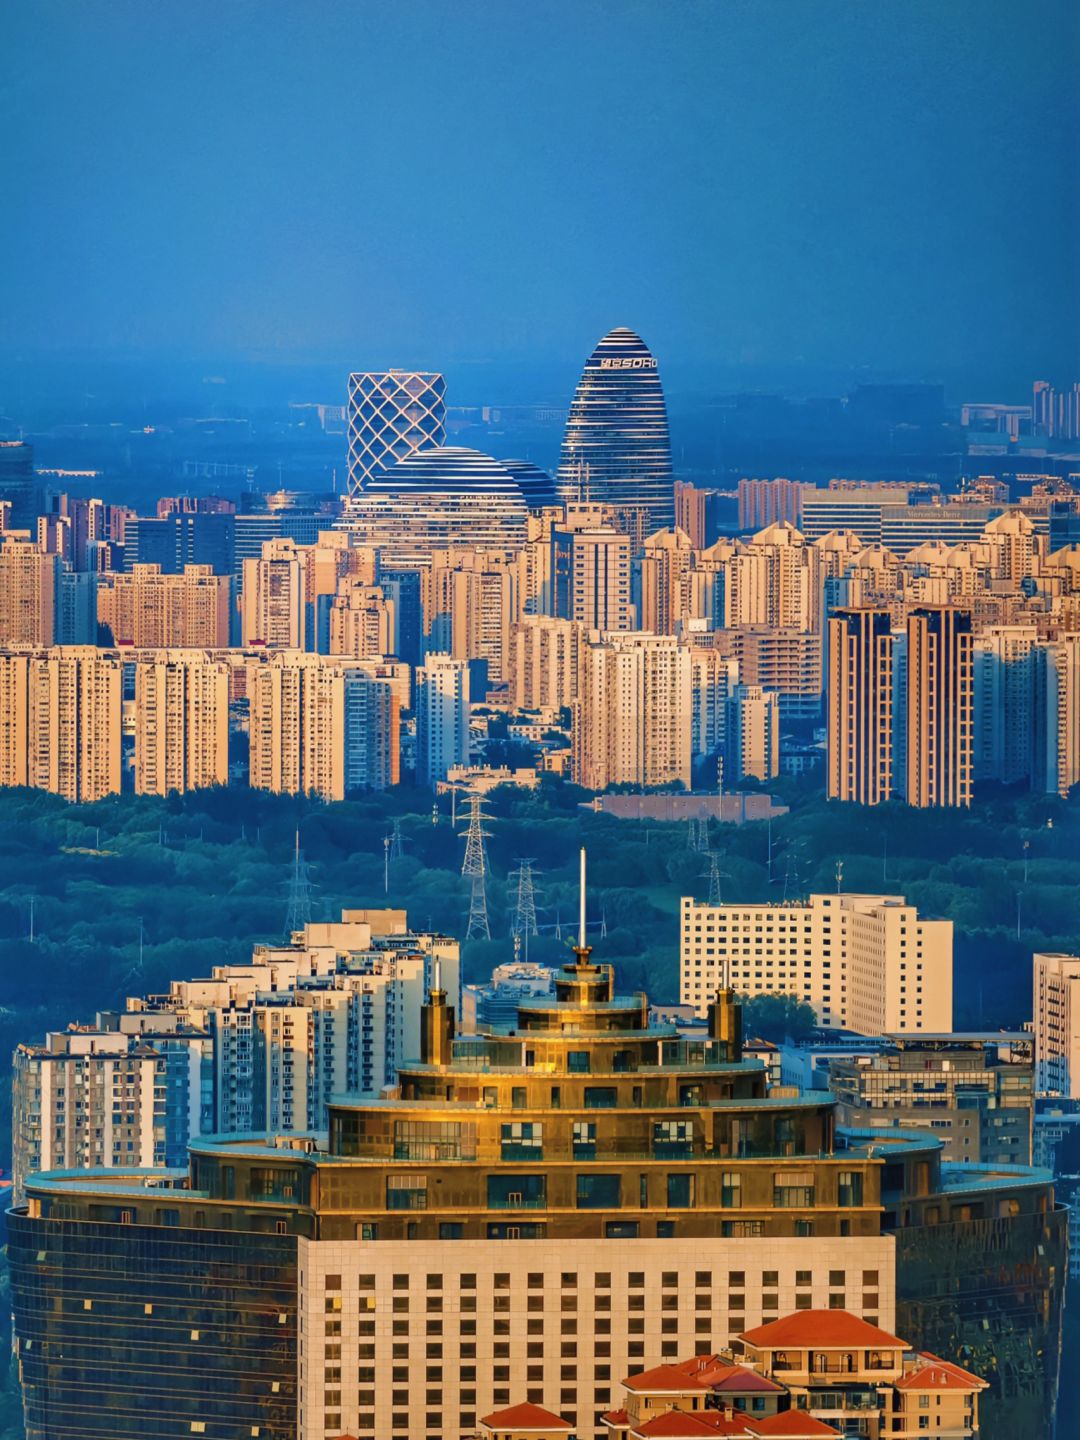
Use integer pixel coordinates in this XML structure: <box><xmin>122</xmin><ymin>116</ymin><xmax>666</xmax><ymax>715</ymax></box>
<box><xmin>480</xmin><ymin>1401</ymin><xmax>575</xmax><ymax>1440</ymax></box>
<box><xmin>734</xmin><ymin>1309</ymin><xmax>906</xmax><ymax>1386</ymax></box>
<box><xmin>742</xmin><ymin>1414</ymin><xmax>840</xmax><ymax>1438</ymax></box>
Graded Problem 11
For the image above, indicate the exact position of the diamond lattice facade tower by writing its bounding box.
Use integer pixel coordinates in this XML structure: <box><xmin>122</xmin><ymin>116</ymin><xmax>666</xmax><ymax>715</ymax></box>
<box><xmin>346</xmin><ymin>371</ymin><xmax>446</xmax><ymax>496</ymax></box>
<box><xmin>557</xmin><ymin>328</ymin><xmax>674</xmax><ymax>541</ymax></box>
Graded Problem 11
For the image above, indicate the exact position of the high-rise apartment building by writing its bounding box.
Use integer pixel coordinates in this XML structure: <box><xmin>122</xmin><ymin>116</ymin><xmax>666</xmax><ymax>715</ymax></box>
<box><xmin>2</xmin><ymin>648</ymin><xmax>122</xmax><ymax>801</ymax></box>
<box><xmin>800</xmin><ymin>485</ymin><xmax>915</xmax><ymax>545</ymax></box>
<box><xmin>1042</xmin><ymin>633</ymin><xmax>1080</xmax><ymax>796</ymax></box>
<box><xmin>554</xmin><ymin>521</ymin><xmax>633</xmax><ymax>631</ymax></box>
<box><xmin>346</xmin><ymin>370</ymin><xmax>446</xmax><ymax>495</ymax></box>
<box><xmin>97</xmin><ymin>563</ymin><xmax>231</xmax><ymax>648</ymax></box>
<box><xmin>414</xmin><ymin>652</ymin><xmax>470</xmax><ymax>786</ymax></box>
<box><xmin>1033</xmin><ymin>952</ymin><xmax>1080</xmax><ymax>1099</ymax></box>
<box><xmin>905</xmin><ymin>607</ymin><xmax>973</xmax><ymax>808</ymax></box>
<box><xmin>0</xmin><ymin>533</ymin><xmax>58</xmax><ymax>646</ymax></box>
<box><xmin>636</xmin><ymin>526</ymin><xmax>694</xmax><ymax>635</ymax></box>
<box><xmin>509</xmin><ymin>615</ymin><xmax>582</xmax><ymax>712</ymax></box>
<box><xmin>133</xmin><ymin>654</ymin><xmax>230</xmax><ymax>795</ymax></box>
<box><xmin>248</xmin><ymin>652</ymin><xmax>398</xmax><ymax>800</ymax></box>
<box><xmin>680</xmin><ymin>892</ymin><xmax>953</xmax><ymax>1033</ymax></box>
<box><xmin>726</xmin><ymin>684</ymin><xmax>780</xmax><ymax>783</ymax></box>
<box><xmin>972</xmin><ymin>625</ymin><xmax>1039</xmax><ymax>785</ymax></box>
<box><xmin>328</xmin><ymin>580</ymin><xmax>396</xmax><ymax>659</ymax></box>
<box><xmin>241</xmin><ymin>537</ymin><xmax>305</xmax><ymax>649</ymax></box>
<box><xmin>11</xmin><ymin>1027</ymin><xmax>211</xmax><ymax>1203</ymax></box>
<box><xmin>738</xmin><ymin>477</ymin><xmax>805</xmax><ymax>532</ymax></box>
<box><xmin>687</xmin><ymin>646</ymin><xmax>739</xmax><ymax>760</ymax></box>
<box><xmin>557</xmin><ymin>327</ymin><xmax>674</xmax><ymax>540</ymax></box>
<box><xmin>723</xmin><ymin>523</ymin><xmax>818</xmax><ymax>632</ymax></box>
<box><xmin>425</xmin><ymin>550</ymin><xmax>519</xmax><ymax>683</ymax></box>
<box><xmin>11</xmin><ymin>910</ymin><xmax>459</xmax><ymax>1201</ymax></box>
<box><xmin>574</xmin><ymin>632</ymin><xmax>691</xmax><ymax>790</ymax></box>
<box><xmin>827</xmin><ymin>608</ymin><xmax>894</xmax><ymax>805</ymax></box>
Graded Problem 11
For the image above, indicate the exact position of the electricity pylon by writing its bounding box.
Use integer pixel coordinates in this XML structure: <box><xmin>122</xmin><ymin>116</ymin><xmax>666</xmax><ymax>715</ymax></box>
<box><xmin>705</xmin><ymin>851</ymin><xmax>730</xmax><ymax>907</ymax></box>
<box><xmin>389</xmin><ymin>817</ymin><xmax>405</xmax><ymax>860</ymax></box>
<box><xmin>460</xmin><ymin>794</ymin><xmax>491</xmax><ymax>941</ymax></box>
<box><xmin>284</xmin><ymin>830</ymin><xmax>315</xmax><ymax>938</ymax></box>
<box><xmin>509</xmin><ymin>859</ymin><xmax>539</xmax><ymax>941</ymax></box>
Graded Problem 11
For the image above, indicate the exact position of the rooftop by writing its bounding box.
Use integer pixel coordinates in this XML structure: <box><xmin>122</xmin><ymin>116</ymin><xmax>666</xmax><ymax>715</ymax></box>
<box><xmin>739</xmin><ymin>1311</ymin><xmax>904</xmax><ymax>1350</ymax></box>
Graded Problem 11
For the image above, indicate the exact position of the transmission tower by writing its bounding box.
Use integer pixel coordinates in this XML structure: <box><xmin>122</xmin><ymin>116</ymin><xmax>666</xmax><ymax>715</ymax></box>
<box><xmin>705</xmin><ymin>851</ymin><xmax>730</xmax><ymax>907</ymax></box>
<box><xmin>389</xmin><ymin>817</ymin><xmax>405</xmax><ymax>861</ymax></box>
<box><xmin>284</xmin><ymin>830</ymin><xmax>315</xmax><ymax>938</ymax></box>
<box><xmin>460</xmin><ymin>794</ymin><xmax>491</xmax><ymax>941</ymax></box>
<box><xmin>509</xmin><ymin>859</ymin><xmax>539</xmax><ymax>942</ymax></box>
<box><xmin>686</xmin><ymin>815</ymin><xmax>709</xmax><ymax>853</ymax></box>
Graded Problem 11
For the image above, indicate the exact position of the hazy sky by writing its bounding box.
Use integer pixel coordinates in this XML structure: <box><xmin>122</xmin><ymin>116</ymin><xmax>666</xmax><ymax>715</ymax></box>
<box><xmin>2</xmin><ymin>0</ymin><xmax>1078</xmax><ymax>397</ymax></box>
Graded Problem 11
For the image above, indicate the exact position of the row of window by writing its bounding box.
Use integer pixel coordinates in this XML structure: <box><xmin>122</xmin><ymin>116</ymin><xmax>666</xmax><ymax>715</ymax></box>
<box><xmin>323</xmin><ymin>1267</ymin><xmax>880</xmax><ymax>1290</ymax></box>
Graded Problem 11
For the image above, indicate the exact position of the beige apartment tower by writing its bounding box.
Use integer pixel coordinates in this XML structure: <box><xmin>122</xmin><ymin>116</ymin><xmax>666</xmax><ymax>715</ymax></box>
<box><xmin>681</xmin><ymin>892</ymin><xmax>953</xmax><ymax>1034</ymax></box>
<box><xmin>98</xmin><ymin>563</ymin><xmax>230</xmax><ymax>648</ymax></box>
<box><xmin>0</xmin><ymin>534</ymin><xmax>57</xmax><ymax>646</ymax></box>
<box><xmin>24</xmin><ymin>648</ymin><xmax>122</xmax><ymax>801</ymax></box>
<box><xmin>828</xmin><ymin>607</ymin><xmax>894</xmax><ymax>804</ymax></box>
<box><xmin>133</xmin><ymin>655</ymin><xmax>230</xmax><ymax>795</ymax></box>
<box><xmin>573</xmin><ymin>632</ymin><xmax>691</xmax><ymax>790</ymax></box>
<box><xmin>1033</xmin><ymin>952</ymin><xmax>1080</xmax><ymax>1099</ymax></box>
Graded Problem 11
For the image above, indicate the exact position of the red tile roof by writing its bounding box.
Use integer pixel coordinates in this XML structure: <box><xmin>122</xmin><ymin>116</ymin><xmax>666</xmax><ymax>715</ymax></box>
<box><xmin>743</xmin><ymin>1414</ymin><xmax>842</xmax><ymax>1438</ymax></box>
<box><xmin>481</xmin><ymin>1402</ymin><xmax>574</xmax><ymax>1431</ymax></box>
<box><xmin>633</xmin><ymin>1413</ymin><xmax>749</xmax><ymax>1438</ymax></box>
<box><xmin>895</xmin><ymin>1353</ymin><xmax>988</xmax><ymax>1391</ymax></box>
<box><xmin>739</xmin><ymin>1310</ymin><xmax>905</xmax><ymax>1350</ymax></box>
<box><xmin>624</xmin><ymin>1364</ymin><xmax>714</xmax><ymax>1393</ymax></box>
<box><xmin>602</xmin><ymin>1410</ymin><xmax>631</xmax><ymax>1427</ymax></box>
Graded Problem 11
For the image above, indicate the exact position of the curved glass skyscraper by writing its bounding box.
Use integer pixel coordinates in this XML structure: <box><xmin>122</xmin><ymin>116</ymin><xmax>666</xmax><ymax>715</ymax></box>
<box><xmin>557</xmin><ymin>327</ymin><xmax>674</xmax><ymax>540</ymax></box>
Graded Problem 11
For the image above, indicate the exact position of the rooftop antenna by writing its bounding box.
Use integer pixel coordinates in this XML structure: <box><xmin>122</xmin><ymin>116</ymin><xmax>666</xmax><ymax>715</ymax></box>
<box><xmin>579</xmin><ymin>846</ymin><xmax>587</xmax><ymax>951</ymax></box>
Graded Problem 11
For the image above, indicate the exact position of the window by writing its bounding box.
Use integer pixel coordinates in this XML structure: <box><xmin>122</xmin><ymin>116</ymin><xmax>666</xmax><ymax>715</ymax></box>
<box><xmin>653</xmin><ymin>1120</ymin><xmax>694</xmax><ymax>1156</ymax></box>
<box><xmin>488</xmin><ymin>1174</ymin><xmax>546</xmax><ymax>1208</ymax></box>
<box><xmin>606</xmin><ymin>1221</ymin><xmax>638</xmax><ymax>1238</ymax></box>
<box><xmin>838</xmin><ymin>1171</ymin><xmax>863</xmax><ymax>1207</ymax></box>
<box><xmin>501</xmin><ymin>1121</ymin><xmax>543</xmax><ymax>1160</ymax></box>
<box><xmin>773</xmin><ymin>1170</ymin><xmax>815</xmax><ymax>1207</ymax></box>
<box><xmin>568</xmin><ymin>1051</ymin><xmax>590</xmax><ymax>1073</ymax></box>
<box><xmin>386</xmin><ymin>1174</ymin><xmax>427</xmax><ymax>1210</ymax></box>
<box><xmin>721</xmin><ymin>1171</ymin><xmax>742</xmax><ymax>1208</ymax></box>
<box><xmin>584</xmin><ymin>1087</ymin><xmax>617</xmax><ymax>1108</ymax></box>
<box><xmin>666</xmin><ymin>1173</ymin><xmax>696</xmax><ymax>1208</ymax></box>
<box><xmin>572</xmin><ymin>1121</ymin><xmax>597</xmax><ymax>1159</ymax></box>
<box><xmin>577</xmin><ymin>1174</ymin><xmax>620</xmax><ymax>1208</ymax></box>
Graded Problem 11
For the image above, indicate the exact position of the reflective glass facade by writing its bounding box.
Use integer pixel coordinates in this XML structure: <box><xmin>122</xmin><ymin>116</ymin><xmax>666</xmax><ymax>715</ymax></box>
<box><xmin>8</xmin><ymin>1209</ymin><xmax>298</xmax><ymax>1440</ymax></box>
<box><xmin>557</xmin><ymin>328</ymin><xmax>674</xmax><ymax>540</ymax></box>
<box><xmin>346</xmin><ymin>371</ymin><xmax>445</xmax><ymax>496</ymax></box>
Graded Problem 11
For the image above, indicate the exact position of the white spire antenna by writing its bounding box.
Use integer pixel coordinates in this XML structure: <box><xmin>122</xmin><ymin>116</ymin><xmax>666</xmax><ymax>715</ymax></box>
<box><xmin>433</xmin><ymin>956</ymin><xmax>442</xmax><ymax>996</ymax></box>
<box><xmin>579</xmin><ymin>846</ymin><xmax>587</xmax><ymax>950</ymax></box>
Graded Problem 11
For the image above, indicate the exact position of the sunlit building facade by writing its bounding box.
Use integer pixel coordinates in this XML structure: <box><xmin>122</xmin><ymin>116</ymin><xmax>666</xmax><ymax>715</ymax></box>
<box><xmin>557</xmin><ymin>328</ymin><xmax>674</xmax><ymax>541</ymax></box>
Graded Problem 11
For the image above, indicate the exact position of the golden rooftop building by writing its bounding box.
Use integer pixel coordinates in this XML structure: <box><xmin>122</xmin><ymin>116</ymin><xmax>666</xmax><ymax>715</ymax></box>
<box><xmin>8</xmin><ymin>856</ymin><xmax>1064</xmax><ymax>1440</ymax></box>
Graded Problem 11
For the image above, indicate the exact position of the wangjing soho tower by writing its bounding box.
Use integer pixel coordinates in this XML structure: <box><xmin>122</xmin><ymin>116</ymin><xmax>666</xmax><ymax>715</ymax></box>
<box><xmin>557</xmin><ymin>327</ymin><xmax>674</xmax><ymax>539</ymax></box>
<box><xmin>346</xmin><ymin>370</ymin><xmax>446</xmax><ymax>496</ymax></box>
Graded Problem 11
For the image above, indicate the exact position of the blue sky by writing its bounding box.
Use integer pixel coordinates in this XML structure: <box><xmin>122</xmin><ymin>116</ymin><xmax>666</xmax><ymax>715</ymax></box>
<box><xmin>2</xmin><ymin>0</ymin><xmax>1078</xmax><ymax>397</ymax></box>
